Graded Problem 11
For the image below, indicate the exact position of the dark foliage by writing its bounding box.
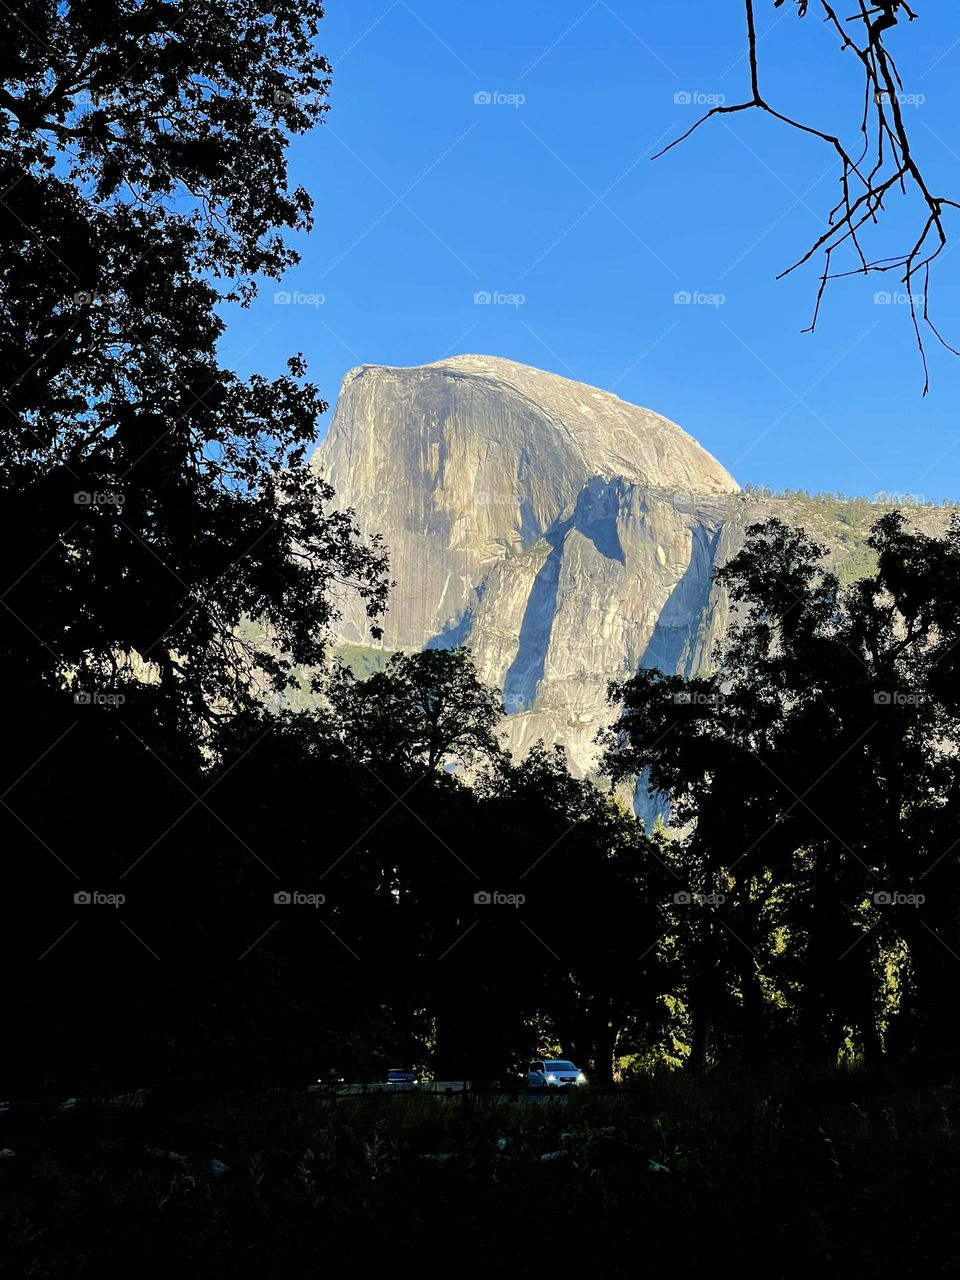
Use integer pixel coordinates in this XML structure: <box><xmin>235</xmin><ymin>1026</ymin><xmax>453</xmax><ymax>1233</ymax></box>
<box><xmin>603</xmin><ymin>513</ymin><xmax>960</xmax><ymax>1071</ymax></box>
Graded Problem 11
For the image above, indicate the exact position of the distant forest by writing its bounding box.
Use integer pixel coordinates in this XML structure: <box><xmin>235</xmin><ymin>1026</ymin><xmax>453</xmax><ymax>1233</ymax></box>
<box><xmin>741</xmin><ymin>483</ymin><xmax>960</xmax><ymax>507</ymax></box>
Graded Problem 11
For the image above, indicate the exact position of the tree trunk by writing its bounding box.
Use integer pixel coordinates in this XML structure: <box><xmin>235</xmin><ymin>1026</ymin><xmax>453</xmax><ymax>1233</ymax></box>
<box><xmin>738</xmin><ymin>948</ymin><xmax>767</xmax><ymax>1066</ymax></box>
<box><xmin>588</xmin><ymin>1001</ymin><xmax>618</xmax><ymax>1086</ymax></box>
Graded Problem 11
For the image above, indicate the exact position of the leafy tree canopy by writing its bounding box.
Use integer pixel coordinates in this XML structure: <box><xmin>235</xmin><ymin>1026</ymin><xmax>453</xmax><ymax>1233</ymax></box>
<box><xmin>0</xmin><ymin>0</ymin><xmax>387</xmax><ymax>742</ymax></box>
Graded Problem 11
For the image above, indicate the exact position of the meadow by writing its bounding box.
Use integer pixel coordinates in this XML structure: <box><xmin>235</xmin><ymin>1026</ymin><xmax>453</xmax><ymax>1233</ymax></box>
<box><xmin>4</xmin><ymin>1071</ymin><xmax>959</xmax><ymax>1277</ymax></box>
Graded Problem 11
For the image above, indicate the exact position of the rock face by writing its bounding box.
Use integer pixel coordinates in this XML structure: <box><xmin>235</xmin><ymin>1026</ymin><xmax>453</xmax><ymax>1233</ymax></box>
<box><xmin>313</xmin><ymin>355</ymin><xmax>746</xmax><ymax>803</ymax></box>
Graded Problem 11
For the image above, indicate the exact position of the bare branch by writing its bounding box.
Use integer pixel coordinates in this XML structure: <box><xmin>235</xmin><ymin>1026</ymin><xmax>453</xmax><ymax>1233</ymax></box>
<box><xmin>658</xmin><ymin>0</ymin><xmax>956</xmax><ymax>393</ymax></box>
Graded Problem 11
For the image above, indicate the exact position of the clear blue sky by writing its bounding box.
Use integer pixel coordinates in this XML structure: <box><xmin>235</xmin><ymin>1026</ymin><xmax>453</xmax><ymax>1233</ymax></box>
<box><xmin>221</xmin><ymin>0</ymin><xmax>960</xmax><ymax>499</ymax></box>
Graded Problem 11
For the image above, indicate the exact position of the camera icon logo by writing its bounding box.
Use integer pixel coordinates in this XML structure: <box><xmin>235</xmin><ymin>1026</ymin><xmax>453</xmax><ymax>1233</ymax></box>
<box><xmin>74</xmin><ymin>491</ymin><xmax>92</xmax><ymax>505</ymax></box>
<box><xmin>73</xmin><ymin>691</ymin><xmax>92</xmax><ymax>705</ymax></box>
<box><xmin>673</xmin><ymin>690</ymin><xmax>692</xmax><ymax>704</ymax></box>
<box><xmin>673</xmin><ymin>891</ymin><xmax>693</xmax><ymax>905</ymax></box>
<box><xmin>474</xmin><ymin>891</ymin><xmax>492</xmax><ymax>905</ymax></box>
<box><xmin>274</xmin><ymin>291</ymin><xmax>291</xmax><ymax>304</ymax></box>
<box><xmin>874</xmin><ymin>691</ymin><xmax>892</xmax><ymax>705</ymax></box>
<box><xmin>474</xmin><ymin>91</ymin><xmax>492</xmax><ymax>105</ymax></box>
<box><xmin>274</xmin><ymin>891</ymin><xmax>292</xmax><ymax>905</ymax></box>
<box><xmin>873</xmin><ymin>891</ymin><xmax>893</xmax><ymax>905</ymax></box>
<box><xmin>674</xmin><ymin>91</ymin><xmax>693</xmax><ymax>105</ymax></box>
<box><xmin>74</xmin><ymin>890</ymin><xmax>92</xmax><ymax>904</ymax></box>
<box><xmin>673</xmin><ymin>290</ymin><xmax>692</xmax><ymax>305</ymax></box>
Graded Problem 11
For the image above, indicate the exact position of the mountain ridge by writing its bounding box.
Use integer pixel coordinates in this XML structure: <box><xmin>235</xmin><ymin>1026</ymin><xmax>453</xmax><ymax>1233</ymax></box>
<box><xmin>310</xmin><ymin>356</ymin><xmax>955</xmax><ymax>807</ymax></box>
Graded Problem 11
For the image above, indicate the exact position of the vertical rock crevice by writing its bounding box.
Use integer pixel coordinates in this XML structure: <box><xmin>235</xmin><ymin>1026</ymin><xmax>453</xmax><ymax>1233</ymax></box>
<box><xmin>312</xmin><ymin>356</ymin><xmax>740</xmax><ymax>793</ymax></box>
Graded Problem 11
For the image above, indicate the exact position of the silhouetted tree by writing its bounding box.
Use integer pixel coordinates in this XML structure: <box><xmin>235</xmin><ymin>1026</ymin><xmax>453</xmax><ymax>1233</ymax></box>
<box><xmin>0</xmin><ymin>0</ymin><xmax>387</xmax><ymax>742</ymax></box>
<box><xmin>326</xmin><ymin>648</ymin><xmax>505</xmax><ymax>774</ymax></box>
<box><xmin>0</xmin><ymin>0</ymin><xmax>390</xmax><ymax>1091</ymax></box>
<box><xmin>603</xmin><ymin>514</ymin><xmax>960</xmax><ymax>1068</ymax></box>
<box><xmin>478</xmin><ymin>744</ymin><xmax>671</xmax><ymax>1084</ymax></box>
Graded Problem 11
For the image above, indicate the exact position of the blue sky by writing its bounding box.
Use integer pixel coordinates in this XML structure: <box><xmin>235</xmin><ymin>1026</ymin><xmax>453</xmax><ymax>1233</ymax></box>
<box><xmin>221</xmin><ymin>0</ymin><xmax>960</xmax><ymax>499</ymax></box>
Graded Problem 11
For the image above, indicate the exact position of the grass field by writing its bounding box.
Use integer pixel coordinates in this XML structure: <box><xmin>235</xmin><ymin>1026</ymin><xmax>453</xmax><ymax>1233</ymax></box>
<box><xmin>4</xmin><ymin>1070</ymin><xmax>960</xmax><ymax>1277</ymax></box>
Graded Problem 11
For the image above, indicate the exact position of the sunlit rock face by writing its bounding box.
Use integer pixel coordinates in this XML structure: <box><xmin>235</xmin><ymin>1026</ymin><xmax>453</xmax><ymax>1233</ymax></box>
<box><xmin>313</xmin><ymin>355</ymin><xmax>743</xmax><ymax>811</ymax></box>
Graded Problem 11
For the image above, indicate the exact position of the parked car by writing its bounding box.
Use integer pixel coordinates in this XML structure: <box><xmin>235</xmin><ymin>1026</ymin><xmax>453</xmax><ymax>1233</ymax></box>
<box><xmin>526</xmin><ymin>1059</ymin><xmax>587</xmax><ymax>1089</ymax></box>
<box><xmin>386</xmin><ymin>1068</ymin><xmax>418</xmax><ymax>1087</ymax></box>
